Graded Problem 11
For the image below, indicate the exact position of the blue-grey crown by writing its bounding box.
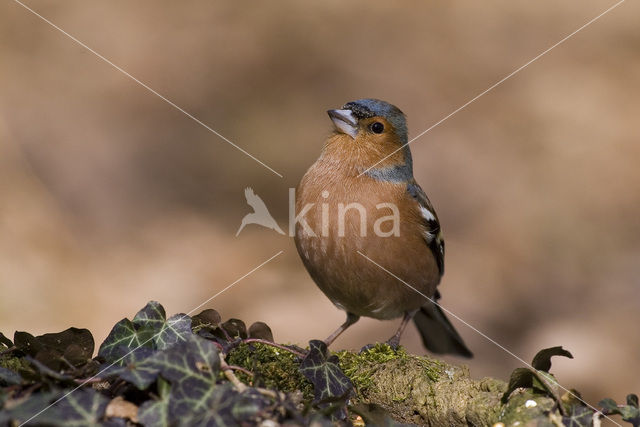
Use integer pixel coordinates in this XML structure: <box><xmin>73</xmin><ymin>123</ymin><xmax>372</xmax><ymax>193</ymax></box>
<box><xmin>342</xmin><ymin>98</ymin><xmax>408</xmax><ymax>143</ymax></box>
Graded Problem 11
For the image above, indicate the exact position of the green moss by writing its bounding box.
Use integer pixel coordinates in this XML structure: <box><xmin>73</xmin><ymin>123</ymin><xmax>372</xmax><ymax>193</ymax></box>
<box><xmin>338</xmin><ymin>344</ymin><xmax>400</xmax><ymax>393</ymax></box>
<box><xmin>337</xmin><ymin>344</ymin><xmax>445</xmax><ymax>396</ymax></box>
<box><xmin>0</xmin><ymin>355</ymin><xmax>30</xmax><ymax>375</ymax></box>
<box><xmin>226</xmin><ymin>343</ymin><xmax>313</xmax><ymax>398</ymax></box>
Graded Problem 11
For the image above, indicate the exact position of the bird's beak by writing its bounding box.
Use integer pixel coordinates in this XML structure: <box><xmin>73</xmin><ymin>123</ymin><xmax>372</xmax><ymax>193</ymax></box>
<box><xmin>327</xmin><ymin>109</ymin><xmax>358</xmax><ymax>138</ymax></box>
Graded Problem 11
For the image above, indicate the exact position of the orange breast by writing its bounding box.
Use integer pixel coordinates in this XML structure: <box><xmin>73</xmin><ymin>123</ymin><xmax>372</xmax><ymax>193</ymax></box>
<box><xmin>294</xmin><ymin>159</ymin><xmax>440</xmax><ymax>320</ymax></box>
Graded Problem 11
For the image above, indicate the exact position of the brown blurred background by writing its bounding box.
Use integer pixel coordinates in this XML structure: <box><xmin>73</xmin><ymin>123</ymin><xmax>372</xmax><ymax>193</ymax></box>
<box><xmin>1</xmin><ymin>0</ymin><xmax>638</xmax><ymax>413</ymax></box>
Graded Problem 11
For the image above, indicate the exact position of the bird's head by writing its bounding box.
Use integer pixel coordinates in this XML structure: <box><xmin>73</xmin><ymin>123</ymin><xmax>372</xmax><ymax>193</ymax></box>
<box><xmin>326</xmin><ymin>99</ymin><xmax>411</xmax><ymax>177</ymax></box>
<box><xmin>328</xmin><ymin>98</ymin><xmax>407</xmax><ymax>144</ymax></box>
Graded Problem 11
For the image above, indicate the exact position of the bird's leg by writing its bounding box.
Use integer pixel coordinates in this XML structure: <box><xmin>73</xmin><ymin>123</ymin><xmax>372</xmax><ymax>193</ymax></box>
<box><xmin>386</xmin><ymin>309</ymin><xmax>420</xmax><ymax>349</ymax></box>
<box><xmin>324</xmin><ymin>312</ymin><xmax>360</xmax><ymax>347</ymax></box>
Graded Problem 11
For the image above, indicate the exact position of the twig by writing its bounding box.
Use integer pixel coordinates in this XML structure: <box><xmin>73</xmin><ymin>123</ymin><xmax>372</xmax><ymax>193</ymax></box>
<box><xmin>0</xmin><ymin>346</ymin><xmax>17</xmax><ymax>356</ymax></box>
<box><xmin>73</xmin><ymin>377</ymin><xmax>106</xmax><ymax>385</ymax></box>
<box><xmin>220</xmin><ymin>356</ymin><xmax>247</xmax><ymax>392</ymax></box>
<box><xmin>222</xmin><ymin>364</ymin><xmax>254</xmax><ymax>378</ymax></box>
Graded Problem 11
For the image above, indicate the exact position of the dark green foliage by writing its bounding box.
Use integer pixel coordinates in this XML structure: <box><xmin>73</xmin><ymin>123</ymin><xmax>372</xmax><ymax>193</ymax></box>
<box><xmin>98</xmin><ymin>301</ymin><xmax>191</xmax><ymax>363</ymax></box>
<box><xmin>501</xmin><ymin>346</ymin><xmax>638</xmax><ymax>427</ymax></box>
<box><xmin>0</xmin><ymin>367</ymin><xmax>21</xmax><ymax>385</ymax></box>
<box><xmin>300</xmin><ymin>340</ymin><xmax>353</xmax><ymax>419</ymax></box>
<box><xmin>0</xmin><ymin>301</ymin><xmax>359</xmax><ymax>426</ymax></box>
<box><xmin>1</xmin><ymin>303</ymin><xmax>636</xmax><ymax>426</ymax></box>
<box><xmin>14</xmin><ymin>328</ymin><xmax>94</xmax><ymax>371</ymax></box>
<box><xmin>562</xmin><ymin>405</ymin><xmax>594</xmax><ymax>427</ymax></box>
<box><xmin>531</xmin><ymin>346</ymin><xmax>573</xmax><ymax>371</ymax></box>
<box><xmin>502</xmin><ymin>346</ymin><xmax>574</xmax><ymax>407</ymax></box>
<box><xmin>599</xmin><ymin>394</ymin><xmax>640</xmax><ymax>427</ymax></box>
<box><xmin>300</xmin><ymin>340</ymin><xmax>353</xmax><ymax>403</ymax></box>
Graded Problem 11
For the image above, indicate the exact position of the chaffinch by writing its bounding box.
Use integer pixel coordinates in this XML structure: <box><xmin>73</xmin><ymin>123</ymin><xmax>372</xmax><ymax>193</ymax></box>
<box><xmin>294</xmin><ymin>98</ymin><xmax>472</xmax><ymax>357</ymax></box>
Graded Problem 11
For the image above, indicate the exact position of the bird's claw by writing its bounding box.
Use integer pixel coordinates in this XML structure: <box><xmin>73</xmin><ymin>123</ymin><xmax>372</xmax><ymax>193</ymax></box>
<box><xmin>359</xmin><ymin>340</ymin><xmax>401</xmax><ymax>354</ymax></box>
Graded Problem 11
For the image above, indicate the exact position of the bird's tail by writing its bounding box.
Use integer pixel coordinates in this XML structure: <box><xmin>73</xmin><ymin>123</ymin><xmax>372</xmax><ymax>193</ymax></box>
<box><xmin>413</xmin><ymin>300</ymin><xmax>473</xmax><ymax>358</ymax></box>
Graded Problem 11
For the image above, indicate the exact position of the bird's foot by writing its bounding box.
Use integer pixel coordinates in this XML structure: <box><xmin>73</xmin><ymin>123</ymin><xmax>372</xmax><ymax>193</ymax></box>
<box><xmin>359</xmin><ymin>340</ymin><xmax>401</xmax><ymax>354</ymax></box>
<box><xmin>385</xmin><ymin>336</ymin><xmax>401</xmax><ymax>350</ymax></box>
<box><xmin>359</xmin><ymin>343</ymin><xmax>376</xmax><ymax>353</ymax></box>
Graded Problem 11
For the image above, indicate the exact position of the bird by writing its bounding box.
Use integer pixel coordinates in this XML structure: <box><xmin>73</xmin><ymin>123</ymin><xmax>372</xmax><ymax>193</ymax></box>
<box><xmin>294</xmin><ymin>98</ymin><xmax>472</xmax><ymax>357</ymax></box>
<box><xmin>236</xmin><ymin>187</ymin><xmax>285</xmax><ymax>236</ymax></box>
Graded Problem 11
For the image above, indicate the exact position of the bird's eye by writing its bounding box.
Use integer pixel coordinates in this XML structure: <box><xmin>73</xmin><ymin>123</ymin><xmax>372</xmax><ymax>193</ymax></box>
<box><xmin>370</xmin><ymin>122</ymin><xmax>384</xmax><ymax>134</ymax></box>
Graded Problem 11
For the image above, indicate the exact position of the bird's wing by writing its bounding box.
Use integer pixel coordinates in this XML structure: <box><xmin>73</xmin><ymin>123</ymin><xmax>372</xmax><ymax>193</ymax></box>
<box><xmin>244</xmin><ymin>187</ymin><xmax>269</xmax><ymax>212</ymax></box>
<box><xmin>407</xmin><ymin>180</ymin><xmax>445</xmax><ymax>276</ymax></box>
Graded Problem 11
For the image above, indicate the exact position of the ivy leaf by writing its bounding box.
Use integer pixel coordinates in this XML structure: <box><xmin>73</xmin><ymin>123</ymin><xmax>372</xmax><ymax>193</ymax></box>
<box><xmin>0</xmin><ymin>332</ymin><xmax>12</xmax><ymax>348</ymax></box>
<box><xmin>148</xmin><ymin>334</ymin><xmax>221</xmax><ymax>418</ymax></box>
<box><xmin>248</xmin><ymin>322</ymin><xmax>273</xmax><ymax>341</ymax></box>
<box><xmin>0</xmin><ymin>390</ymin><xmax>64</xmax><ymax>425</ymax></box>
<box><xmin>98</xmin><ymin>302</ymin><xmax>191</xmax><ymax>363</ymax></box>
<box><xmin>599</xmin><ymin>395</ymin><xmax>640</xmax><ymax>426</ymax></box>
<box><xmin>562</xmin><ymin>405</ymin><xmax>594</xmax><ymax>427</ymax></box>
<box><xmin>102</xmin><ymin>347</ymin><xmax>160</xmax><ymax>389</ymax></box>
<box><xmin>191</xmin><ymin>309</ymin><xmax>222</xmax><ymax>330</ymax></box>
<box><xmin>299</xmin><ymin>340</ymin><xmax>353</xmax><ymax>417</ymax></box>
<box><xmin>621</xmin><ymin>394</ymin><xmax>640</xmax><ymax>426</ymax></box>
<box><xmin>599</xmin><ymin>397</ymin><xmax>621</xmax><ymax>414</ymax></box>
<box><xmin>221</xmin><ymin>319</ymin><xmax>247</xmax><ymax>340</ymax></box>
<box><xmin>41</xmin><ymin>388</ymin><xmax>109</xmax><ymax>426</ymax></box>
<box><xmin>178</xmin><ymin>383</ymin><xmax>239</xmax><ymax>426</ymax></box>
<box><xmin>0</xmin><ymin>366</ymin><xmax>21</xmax><ymax>385</ymax></box>
<box><xmin>1</xmin><ymin>389</ymin><xmax>108</xmax><ymax>426</ymax></box>
<box><xmin>502</xmin><ymin>346</ymin><xmax>574</xmax><ymax>407</ymax></box>
<box><xmin>138</xmin><ymin>378</ymin><xmax>171</xmax><ymax>427</ymax></box>
<box><xmin>532</xmin><ymin>346</ymin><xmax>573</xmax><ymax>372</ymax></box>
<box><xmin>13</xmin><ymin>328</ymin><xmax>94</xmax><ymax>371</ymax></box>
<box><xmin>98</xmin><ymin>318</ymin><xmax>156</xmax><ymax>363</ymax></box>
<box><xmin>132</xmin><ymin>302</ymin><xmax>191</xmax><ymax>351</ymax></box>
<box><xmin>230</xmin><ymin>388</ymin><xmax>273</xmax><ymax>422</ymax></box>
<box><xmin>501</xmin><ymin>368</ymin><xmax>534</xmax><ymax>403</ymax></box>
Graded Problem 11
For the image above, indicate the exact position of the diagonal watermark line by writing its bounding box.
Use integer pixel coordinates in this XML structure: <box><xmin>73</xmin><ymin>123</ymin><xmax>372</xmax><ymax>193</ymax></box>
<box><xmin>359</xmin><ymin>0</ymin><xmax>626</xmax><ymax>177</ymax></box>
<box><xmin>11</xmin><ymin>0</ymin><xmax>283</xmax><ymax>178</ymax></box>
<box><xmin>182</xmin><ymin>250</ymin><xmax>284</xmax><ymax>318</ymax></box>
<box><xmin>357</xmin><ymin>250</ymin><xmax>621</xmax><ymax>427</ymax></box>
<box><xmin>18</xmin><ymin>250</ymin><xmax>284</xmax><ymax>426</ymax></box>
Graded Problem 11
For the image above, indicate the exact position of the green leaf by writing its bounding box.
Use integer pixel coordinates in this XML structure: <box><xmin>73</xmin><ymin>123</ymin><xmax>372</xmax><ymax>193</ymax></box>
<box><xmin>247</xmin><ymin>322</ymin><xmax>273</xmax><ymax>341</ymax></box>
<box><xmin>138</xmin><ymin>378</ymin><xmax>171</xmax><ymax>427</ymax></box>
<box><xmin>299</xmin><ymin>340</ymin><xmax>353</xmax><ymax>417</ymax></box>
<box><xmin>221</xmin><ymin>319</ymin><xmax>247</xmax><ymax>339</ymax></box>
<box><xmin>599</xmin><ymin>395</ymin><xmax>640</xmax><ymax>427</ymax></box>
<box><xmin>191</xmin><ymin>309</ymin><xmax>222</xmax><ymax>330</ymax></box>
<box><xmin>0</xmin><ymin>388</ymin><xmax>108</xmax><ymax>426</ymax></box>
<box><xmin>178</xmin><ymin>383</ymin><xmax>239</xmax><ymax>426</ymax></box>
<box><xmin>13</xmin><ymin>328</ymin><xmax>94</xmax><ymax>371</ymax></box>
<box><xmin>0</xmin><ymin>332</ymin><xmax>12</xmax><ymax>348</ymax></box>
<box><xmin>621</xmin><ymin>395</ymin><xmax>640</xmax><ymax>427</ymax></box>
<box><xmin>149</xmin><ymin>334</ymin><xmax>221</xmax><ymax>418</ymax></box>
<box><xmin>102</xmin><ymin>347</ymin><xmax>160</xmax><ymax>389</ymax></box>
<box><xmin>41</xmin><ymin>388</ymin><xmax>109</xmax><ymax>426</ymax></box>
<box><xmin>531</xmin><ymin>346</ymin><xmax>573</xmax><ymax>372</ymax></box>
<box><xmin>0</xmin><ymin>366</ymin><xmax>21</xmax><ymax>385</ymax></box>
<box><xmin>562</xmin><ymin>405</ymin><xmax>594</xmax><ymax>427</ymax></box>
<box><xmin>98</xmin><ymin>302</ymin><xmax>191</xmax><ymax>363</ymax></box>
<box><xmin>501</xmin><ymin>367</ymin><xmax>534</xmax><ymax>403</ymax></box>
<box><xmin>0</xmin><ymin>390</ymin><xmax>64</xmax><ymax>425</ymax></box>
<box><xmin>599</xmin><ymin>397</ymin><xmax>620</xmax><ymax>414</ymax></box>
<box><xmin>229</xmin><ymin>388</ymin><xmax>272</xmax><ymax>421</ymax></box>
<box><xmin>98</xmin><ymin>318</ymin><xmax>156</xmax><ymax>363</ymax></box>
<box><xmin>132</xmin><ymin>302</ymin><xmax>191</xmax><ymax>351</ymax></box>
